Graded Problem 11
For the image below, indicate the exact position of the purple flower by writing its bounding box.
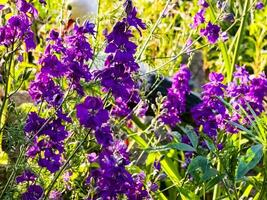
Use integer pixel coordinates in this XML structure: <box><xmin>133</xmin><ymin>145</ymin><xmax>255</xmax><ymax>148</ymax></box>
<box><xmin>16</xmin><ymin>170</ymin><xmax>36</xmax><ymax>184</ymax></box>
<box><xmin>76</xmin><ymin>96</ymin><xmax>109</xmax><ymax>129</ymax></box>
<box><xmin>22</xmin><ymin>185</ymin><xmax>43</xmax><ymax>200</ymax></box>
<box><xmin>161</xmin><ymin>65</ymin><xmax>191</xmax><ymax>127</ymax></box>
<box><xmin>200</xmin><ymin>22</ymin><xmax>221</xmax><ymax>44</ymax></box>
<box><xmin>227</xmin><ymin>66</ymin><xmax>267</xmax><ymax>125</ymax></box>
<box><xmin>125</xmin><ymin>7</ymin><xmax>146</xmax><ymax>35</ymax></box>
<box><xmin>256</xmin><ymin>1</ymin><xmax>264</xmax><ymax>10</ymax></box>
<box><xmin>39</xmin><ymin>0</ymin><xmax>47</xmax><ymax>5</ymax></box>
<box><xmin>49</xmin><ymin>190</ymin><xmax>62</xmax><ymax>200</ymax></box>
<box><xmin>25</xmin><ymin>114</ymin><xmax>69</xmax><ymax>173</ymax></box>
<box><xmin>221</xmin><ymin>31</ymin><xmax>228</xmax><ymax>42</ymax></box>
<box><xmin>192</xmin><ymin>9</ymin><xmax>206</xmax><ymax>29</ymax></box>
<box><xmin>87</xmin><ymin>141</ymin><xmax>148</xmax><ymax>199</ymax></box>
<box><xmin>29</xmin><ymin>73</ymin><xmax>63</xmax><ymax>107</ymax></box>
<box><xmin>198</xmin><ymin>0</ymin><xmax>209</xmax><ymax>8</ymax></box>
<box><xmin>16</xmin><ymin>0</ymin><xmax>38</xmax><ymax>19</ymax></box>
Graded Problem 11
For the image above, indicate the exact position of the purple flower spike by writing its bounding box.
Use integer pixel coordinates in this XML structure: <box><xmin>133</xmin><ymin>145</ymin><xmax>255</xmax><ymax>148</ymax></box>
<box><xmin>161</xmin><ymin>65</ymin><xmax>191</xmax><ymax>127</ymax></box>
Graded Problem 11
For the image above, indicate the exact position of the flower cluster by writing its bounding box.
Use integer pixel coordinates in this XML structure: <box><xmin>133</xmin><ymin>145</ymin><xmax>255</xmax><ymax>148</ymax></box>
<box><xmin>192</xmin><ymin>67</ymin><xmax>267</xmax><ymax>139</ymax></box>
<box><xmin>227</xmin><ymin>66</ymin><xmax>267</xmax><ymax>124</ymax></box>
<box><xmin>191</xmin><ymin>0</ymin><xmax>223</xmax><ymax>44</ymax></box>
<box><xmin>0</xmin><ymin>0</ymin><xmax>38</xmax><ymax>51</ymax></box>
<box><xmin>76</xmin><ymin>96</ymin><xmax>113</xmax><ymax>147</ymax></box>
<box><xmin>161</xmin><ymin>65</ymin><xmax>191</xmax><ymax>127</ymax></box>
<box><xmin>16</xmin><ymin>170</ymin><xmax>44</xmax><ymax>200</ymax></box>
<box><xmin>87</xmin><ymin>141</ymin><xmax>148</xmax><ymax>199</ymax></box>
<box><xmin>192</xmin><ymin>72</ymin><xmax>230</xmax><ymax>139</ymax></box>
<box><xmin>26</xmin><ymin>17</ymin><xmax>95</xmax><ymax>177</ymax></box>
<box><xmin>24</xmin><ymin>112</ymin><xmax>69</xmax><ymax>173</ymax></box>
<box><xmin>95</xmin><ymin>0</ymin><xmax>146</xmax><ymax>118</ymax></box>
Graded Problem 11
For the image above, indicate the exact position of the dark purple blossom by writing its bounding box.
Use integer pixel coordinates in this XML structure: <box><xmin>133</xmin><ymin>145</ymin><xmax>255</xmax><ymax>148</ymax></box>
<box><xmin>192</xmin><ymin>9</ymin><xmax>206</xmax><ymax>29</ymax></box>
<box><xmin>256</xmin><ymin>1</ymin><xmax>264</xmax><ymax>10</ymax></box>
<box><xmin>227</xmin><ymin>66</ymin><xmax>267</xmax><ymax>124</ymax></box>
<box><xmin>16</xmin><ymin>170</ymin><xmax>36</xmax><ymax>184</ymax></box>
<box><xmin>161</xmin><ymin>65</ymin><xmax>191</xmax><ymax>127</ymax></box>
<box><xmin>200</xmin><ymin>22</ymin><xmax>221</xmax><ymax>44</ymax></box>
<box><xmin>87</xmin><ymin>141</ymin><xmax>148</xmax><ymax>199</ymax></box>
<box><xmin>198</xmin><ymin>0</ymin><xmax>209</xmax><ymax>8</ymax></box>
<box><xmin>29</xmin><ymin>73</ymin><xmax>63</xmax><ymax>107</ymax></box>
<box><xmin>16</xmin><ymin>0</ymin><xmax>38</xmax><ymax>19</ymax></box>
<box><xmin>25</xmin><ymin>114</ymin><xmax>69</xmax><ymax>173</ymax></box>
<box><xmin>76</xmin><ymin>96</ymin><xmax>109</xmax><ymax>129</ymax></box>
<box><xmin>21</xmin><ymin>185</ymin><xmax>43</xmax><ymax>200</ymax></box>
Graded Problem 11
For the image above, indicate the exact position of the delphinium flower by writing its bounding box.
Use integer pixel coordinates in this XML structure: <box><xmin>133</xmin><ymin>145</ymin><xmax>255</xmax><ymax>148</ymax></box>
<box><xmin>24</xmin><ymin>113</ymin><xmax>69</xmax><ymax>173</ymax></box>
<box><xmin>191</xmin><ymin>8</ymin><xmax>206</xmax><ymax>29</ymax></box>
<box><xmin>191</xmin><ymin>0</ymin><xmax>209</xmax><ymax>29</ymax></box>
<box><xmin>95</xmin><ymin>0</ymin><xmax>146</xmax><ymax>118</ymax></box>
<box><xmin>161</xmin><ymin>65</ymin><xmax>191</xmax><ymax>127</ymax></box>
<box><xmin>87</xmin><ymin>141</ymin><xmax>148</xmax><ymax>199</ymax></box>
<box><xmin>192</xmin><ymin>67</ymin><xmax>267</xmax><ymax>140</ymax></box>
<box><xmin>191</xmin><ymin>1</ymin><xmax>225</xmax><ymax>44</ymax></box>
<box><xmin>191</xmin><ymin>72</ymin><xmax>230</xmax><ymax>139</ymax></box>
<box><xmin>0</xmin><ymin>13</ymin><xmax>34</xmax><ymax>51</ymax></box>
<box><xmin>16</xmin><ymin>170</ymin><xmax>44</xmax><ymax>200</ymax></box>
<box><xmin>76</xmin><ymin>96</ymin><xmax>113</xmax><ymax>147</ymax></box>
<box><xmin>227</xmin><ymin>66</ymin><xmax>267</xmax><ymax>125</ymax></box>
<box><xmin>200</xmin><ymin>22</ymin><xmax>221</xmax><ymax>44</ymax></box>
<box><xmin>49</xmin><ymin>190</ymin><xmax>62</xmax><ymax>200</ymax></box>
<box><xmin>26</xmin><ymin>20</ymin><xmax>96</xmax><ymax>174</ymax></box>
<box><xmin>256</xmin><ymin>1</ymin><xmax>264</xmax><ymax>10</ymax></box>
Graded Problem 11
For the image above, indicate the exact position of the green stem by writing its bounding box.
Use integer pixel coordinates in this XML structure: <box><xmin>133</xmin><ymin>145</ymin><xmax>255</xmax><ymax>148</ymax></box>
<box><xmin>229</xmin><ymin>0</ymin><xmax>250</xmax><ymax>82</ymax></box>
<box><xmin>136</xmin><ymin>0</ymin><xmax>171</xmax><ymax>61</ymax></box>
<box><xmin>0</xmin><ymin>46</ymin><xmax>14</xmax><ymax>152</ymax></box>
<box><xmin>207</xmin><ymin>1</ymin><xmax>232</xmax><ymax>81</ymax></box>
<box><xmin>259</xmin><ymin>148</ymin><xmax>267</xmax><ymax>199</ymax></box>
<box><xmin>212</xmin><ymin>160</ymin><xmax>221</xmax><ymax>200</ymax></box>
<box><xmin>44</xmin><ymin>130</ymin><xmax>92</xmax><ymax>199</ymax></box>
<box><xmin>129</xmin><ymin>117</ymin><xmax>181</xmax><ymax>185</ymax></box>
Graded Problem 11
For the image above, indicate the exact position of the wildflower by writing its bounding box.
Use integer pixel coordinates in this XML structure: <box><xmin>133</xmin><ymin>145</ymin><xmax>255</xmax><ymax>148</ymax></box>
<box><xmin>221</xmin><ymin>31</ymin><xmax>228</xmax><ymax>42</ymax></box>
<box><xmin>25</xmin><ymin>114</ymin><xmax>69</xmax><ymax>173</ymax></box>
<box><xmin>161</xmin><ymin>65</ymin><xmax>191</xmax><ymax>127</ymax></box>
<box><xmin>191</xmin><ymin>9</ymin><xmax>206</xmax><ymax>29</ymax></box>
<box><xmin>200</xmin><ymin>22</ymin><xmax>221</xmax><ymax>44</ymax></box>
<box><xmin>87</xmin><ymin>141</ymin><xmax>148</xmax><ymax>199</ymax></box>
<box><xmin>16</xmin><ymin>170</ymin><xmax>36</xmax><ymax>183</ymax></box>
<box><xmin>49</xmin><ymin>190</ymin><xmax>62</xmax><ymax>200</ymax></box>
<box><xmin>255</xmin><ymin>1</ymin><xmax>264</xmax><ymax>10</ymax></box>
<box><xmin>198</xmin><ymin>0</ymin><xmax>209</xmax><ymax>8</ymax></box>
<box><xmin>76</xmin><ymin>96</ymin><xmax>109</xmax><ymax>129</ymax></box>
<box><xmin>22</xmin><ymin>185</ymin><xmax>43</xmax><ymax>200</ymax></box>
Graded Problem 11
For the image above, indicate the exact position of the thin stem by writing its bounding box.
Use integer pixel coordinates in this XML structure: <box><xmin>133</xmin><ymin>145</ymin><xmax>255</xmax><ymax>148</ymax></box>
<box><xmin>44</xmin><ymin>130</ymin><xmax>92</xmax><ymax>199</ymax></box>
<box><xmin>259</xmin><ymin>148</ymin><xmax>267</xmax><ymax>199</ymax></box>
<box><xmin>230</xmin><ymin>0</ymin><xmax>250</xmax><ymax>82</ymax></box>
<box><xmin>136</xmin><ymin>0</ymin><xmax>171</xmax><ymax>61</ymax></box>
<box><xmin>0</xmin><ymin>44</ymin><xmax>14</xmax><ymax>151</ymax></box>
<box><xmin>207</xmin><ymin>1</ymin><xmax>232</xmax><ymax>82</ymax></box>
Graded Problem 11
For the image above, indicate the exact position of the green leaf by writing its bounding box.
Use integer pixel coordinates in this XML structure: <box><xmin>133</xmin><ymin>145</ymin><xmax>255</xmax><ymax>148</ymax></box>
<box><xmin>146</xmin><ymin>143</ymin><xmax>195</xmax><ymax>153</ymax></box>
<box><xmin>185</xmin><ymin>127</ymin><xmax>199</xmax><ymax>149</ymax></box>
<box><xmin>236</xmin><ymin>144</ymin><xmax>263</xmax><ymax>179</ymax></box>
<box><xmin>168</xmin><ymin>143</ymin><xmax>196</xmax><ymax>152</ymax></box>
<box><xmin>187</xmin><ymin>156</ymin><xmax>217</xmax><ymax>183</ymax></box>
<box><xmin>0</xmin><ymin>151</ymin><xmax>8</xmax><ymax>165</ymax></box>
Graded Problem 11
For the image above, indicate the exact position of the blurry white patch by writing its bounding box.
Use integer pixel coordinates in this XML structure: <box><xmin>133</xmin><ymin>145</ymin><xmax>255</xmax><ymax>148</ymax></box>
<box><xmin>67</xmin><ymin>0</ymin><xmax>98</xmax><ymax>21</ymax></box>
